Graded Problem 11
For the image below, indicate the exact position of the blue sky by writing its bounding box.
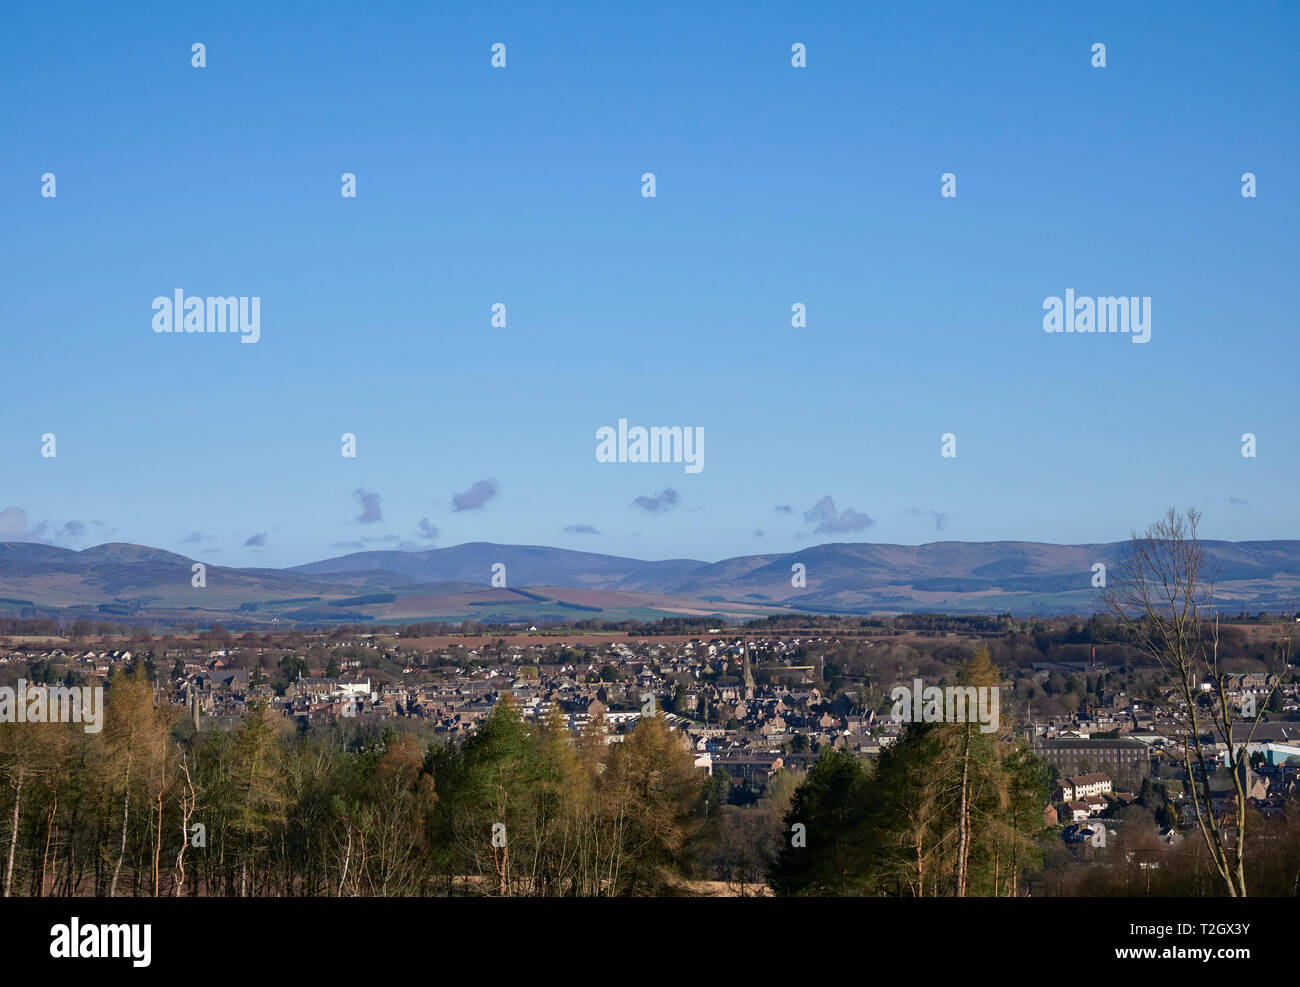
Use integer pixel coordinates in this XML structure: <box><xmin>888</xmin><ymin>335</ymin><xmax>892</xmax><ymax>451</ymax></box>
<box><xmin>2</xmin><ymin>1</ymin><xmax>1297</xmax><ymax>568</ymax></box>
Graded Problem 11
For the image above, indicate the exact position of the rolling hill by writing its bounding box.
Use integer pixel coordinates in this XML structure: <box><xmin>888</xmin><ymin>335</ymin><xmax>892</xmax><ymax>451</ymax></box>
<box><xmin>0</xmin><ymin>538</ymin><xmax>1296</xmax><ymax>626</ymax></box>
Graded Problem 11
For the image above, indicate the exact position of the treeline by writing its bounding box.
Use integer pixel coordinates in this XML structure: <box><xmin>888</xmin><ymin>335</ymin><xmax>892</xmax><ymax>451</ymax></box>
<box><xmin>0</xmin><ymin>667</ymin><xmax>705</xmax><ymax>897</ymax></box>
<box><xmin>801</xmin><ymin>617</ymin><xmax>1298</xmax><ymax>715</ymax></box>
<box><xmin>769</xmin><ymin>649</ymin><xmax>1053</xmax><ymax>896</ymax></box>
<box><xmin>38</xmin><ymin>646</ymin><xmax>1298</xmax><ymax>897</ymax></box>
<box><xmin>0</xmin><ymin>617</ymin><xmax>145</xmax><ymax>638</ymax></box>
<box><xmin>750</xmin><ymin>613</ymin><xmax>1017</xmax><ymax>634</ymax></box>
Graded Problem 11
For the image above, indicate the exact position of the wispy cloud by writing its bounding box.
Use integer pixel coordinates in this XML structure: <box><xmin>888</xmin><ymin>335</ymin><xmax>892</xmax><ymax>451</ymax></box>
<box><xmin>394</xmin><ymin>518</ymin><xmax>441</xmax><ymax>553</ymax></box>
<box><xmin>804</xmin><ymin>495</ymin><xmax>873</xmax><ymax>535</ymax></box>
<box><xmin>632</xmin><ymin>488</ymin><xmax>678</xmax><ymax>513</ymax></box>
<box><xmin>564</xmin><ymin>523</ymin><xmax>601</xmax><ymax>534</ymax></box>
<box><xmin>245</xmin><ymin>532</ymin><xmax>267</xmax><ymax>547</ymax></box>
<box><xmin>0</xmin><ymin>506</ymin><xmax>49</xmax><ymax>543</ymax></box>
<box><xmin>0</xmin><ymin>507</ymin><xmax>99</xmax><ymax>546</ymax></box>
<box><xmin>353</xmin><ymin>488</ymin><xmax>383</xmax><ymax>524</ymax></box>
<box><xmin>452</xmin><ymin>479</ymin><xmax>498</xmax><ymax>512</ymax></box>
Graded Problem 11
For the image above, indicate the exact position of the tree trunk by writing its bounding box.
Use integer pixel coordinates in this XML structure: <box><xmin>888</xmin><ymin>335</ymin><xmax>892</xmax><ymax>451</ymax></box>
<box><xmin>1010</xmin><ymin>800</ymin><xmax>1019</xmax><ymax>897</ymax></box>
<box><xmin>954</xmin><ymin>725</ymin><xmax>971</xmax><ymax>897</ymax></box>
<box><xmin>40</xmin><ymin>794</ymin><xmax>57</xmax><ymax>897</ymax></box>
<box><xmin>3</xmin><ymin>769</ymin><xmax>23</xmax><ymax>898</ymax></box>
<box><xmin>109</xmin><ymin>750</ymin><xmax>133</xmax><ymax>897</ymax></box>
<box><xmin>153</xmin><ymin>790</ymin><xmax>163</xmax><ymax>897</ymax></box>
<box><xmin>992</xmin><ymin>837</ymin><xmax>1000</xmax><ymax>897</ymax></box>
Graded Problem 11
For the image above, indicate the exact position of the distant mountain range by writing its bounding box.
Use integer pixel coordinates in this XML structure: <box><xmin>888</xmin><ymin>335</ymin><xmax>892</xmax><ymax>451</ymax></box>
<box><xmin>1</xmin><ymin>539</ymin><xmax>1298</xmax><ymax>627</ymax></box>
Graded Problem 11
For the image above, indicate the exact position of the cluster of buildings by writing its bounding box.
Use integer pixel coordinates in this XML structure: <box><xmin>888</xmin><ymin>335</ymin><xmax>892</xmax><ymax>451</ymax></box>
<box><xmin>1025</xmin><ymin>666</ymin><xmax>1300</xmax><ymax>845</ymax></box>
<box><xmin>2</xmin><ymin>633</ymin><xmax>921</xmax><ymax>795</ymax></box>
<box><xmin>6</xmin><ymin>633</ymin><xmax>1300</xmax><ymax>820</ymax></box>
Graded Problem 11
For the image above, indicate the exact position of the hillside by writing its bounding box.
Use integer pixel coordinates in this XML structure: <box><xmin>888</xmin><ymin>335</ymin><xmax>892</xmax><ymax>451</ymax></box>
<box><xmin>0</xmin><ymin>538</ymin><xmax>1296</xmax><ymax>626</ymax></box>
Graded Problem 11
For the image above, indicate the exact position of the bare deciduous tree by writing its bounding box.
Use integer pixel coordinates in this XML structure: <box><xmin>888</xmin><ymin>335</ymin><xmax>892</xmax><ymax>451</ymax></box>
<box><xmin>1104</xmin><ymin>508</ymin><xmax>1289</xmax><ymax>897</ymax></box>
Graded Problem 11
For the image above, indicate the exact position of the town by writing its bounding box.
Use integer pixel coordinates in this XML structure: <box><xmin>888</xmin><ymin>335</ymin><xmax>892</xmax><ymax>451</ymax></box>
<box><xmin>3</xmin><ymin>608</ymin><xmax>1296</xmax><ymax>895</ymax></box>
